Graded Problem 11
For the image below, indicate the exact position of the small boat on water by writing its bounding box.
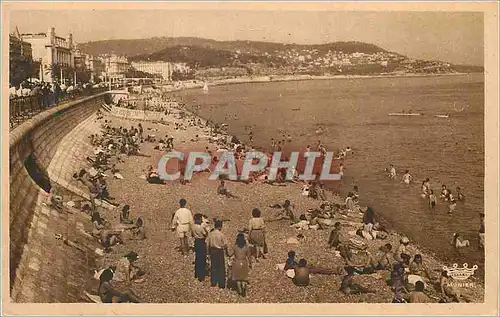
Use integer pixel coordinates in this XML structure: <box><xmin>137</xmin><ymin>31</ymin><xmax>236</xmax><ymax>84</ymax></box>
<box><xmin>291</xmin><ymin>108</ymin><xmax>301</xmax><ymax>111</ymax></box>
<box><xmin>202</xmin><ymin>83</ymin><xmax>209</xmax><ymax>93</ymax></box>
<box><xmin>435</xmin><ymin>114</ymin><xmax>450</xmax><ymax>118</ymax></box>
<box><xmin>388</xmin><ymin>113</ymin><xmax>422</xmax><ymax>116</ymax></box>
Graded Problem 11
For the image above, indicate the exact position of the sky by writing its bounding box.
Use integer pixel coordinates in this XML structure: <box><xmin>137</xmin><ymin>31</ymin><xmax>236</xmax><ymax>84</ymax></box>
<box><xmin>8</xmin><ymin>10</ymin><xmax>484</xmax><ymax>66</ymax></box>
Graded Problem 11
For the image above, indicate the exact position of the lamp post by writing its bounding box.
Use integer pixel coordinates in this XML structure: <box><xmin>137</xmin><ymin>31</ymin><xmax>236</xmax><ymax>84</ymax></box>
<box><xmin>39</xmin><ymin>58</ymin><xmax>43</xmax><ymax>82</ymax></box>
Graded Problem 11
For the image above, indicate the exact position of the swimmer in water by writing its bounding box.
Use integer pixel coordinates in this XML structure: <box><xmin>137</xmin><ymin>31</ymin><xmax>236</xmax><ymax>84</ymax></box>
<box><xmin>389</xmin><ymin>164</ymin><xmax>397</xmax><ymax>179</ymax></box>
<box><xmin>448</xmin><ymin>199</ymin><xmax>457</xmax><ymax>214</ymax></box>
<box><xmin>402</xmin><ymin>170</ymin><xmax>412</xmax><ymax>184</ymax></box>
<box><xmin>456</xmin><ymin>187</ymin><xmax>465</xmax><ymax>201</ymax></box>
<box><xmin>428</xmin><ymin>190</ymin><xmax>437</xmax><ymax>210</ymax></box>
<box><xmin>421</xmin><ymin>180</ymin><xmax>429</xmax><ymax>198</ymax></box>
<box><xmin>441</xmin><ymin>185</ymin><xmax>451</xmax><ymax>201</ymax></box>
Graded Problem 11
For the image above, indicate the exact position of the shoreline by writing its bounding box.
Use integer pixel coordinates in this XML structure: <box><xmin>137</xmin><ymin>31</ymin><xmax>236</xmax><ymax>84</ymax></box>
<box><xmin>161</xmin><ymin>71</ymin><xmax>478</xmax><ymax>92</ymax></box>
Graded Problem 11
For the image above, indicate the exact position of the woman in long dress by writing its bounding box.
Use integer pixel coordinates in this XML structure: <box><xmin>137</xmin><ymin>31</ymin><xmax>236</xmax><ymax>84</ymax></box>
<box><xmin>231</xmin><ymin>233</ymin><xmax>252</xmax><ymax>297</ymax></box>
<box><xmin>248</xmin><ymin>208</ymin><xmax>266</xmax><ymax>261</ymax></box>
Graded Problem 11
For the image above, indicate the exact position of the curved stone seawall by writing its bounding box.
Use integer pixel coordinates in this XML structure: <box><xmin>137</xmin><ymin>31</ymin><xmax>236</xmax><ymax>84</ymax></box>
<box><xmin>9</xmin><ymin>93</ymin><xmax>109</xmax><ymax>302</ymax></box>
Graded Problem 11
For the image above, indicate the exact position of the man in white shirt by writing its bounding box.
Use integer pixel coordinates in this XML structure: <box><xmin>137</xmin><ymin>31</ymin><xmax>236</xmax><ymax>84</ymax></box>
<box><xmin>171</xmin><ymin>199</ymin><xmax>194</xmax><ymax>255</ymax></box>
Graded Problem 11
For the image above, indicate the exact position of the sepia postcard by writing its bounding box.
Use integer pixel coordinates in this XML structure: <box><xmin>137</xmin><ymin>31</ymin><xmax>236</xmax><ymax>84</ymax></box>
<box><xmin>1</xmin><ymin>1</ymin><xmax>498</xmax><ymax>316</ymax></box>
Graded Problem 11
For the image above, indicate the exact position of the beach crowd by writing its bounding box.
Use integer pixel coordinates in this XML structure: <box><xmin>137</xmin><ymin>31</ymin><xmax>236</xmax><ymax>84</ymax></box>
<box><xmin>44</xmin><ymin>87</ymin><xmax>483</xmax><ymax>304</ymax></box>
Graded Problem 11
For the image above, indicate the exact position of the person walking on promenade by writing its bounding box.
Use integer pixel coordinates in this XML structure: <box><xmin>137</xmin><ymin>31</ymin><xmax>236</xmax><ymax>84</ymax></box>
<box><xmin>171</xmin><ymin>199</ymin><xmax>194</xmax><ymax>256</ymax></box>
<box><xmin>206</xmin><ymin>220</ymin><xmax>229</xmax><ymax>289</ymax></box>
<box><xmin>192</xmin><ymin>213</ymin><xmax>209</xmax><ymax>281</ymax></box>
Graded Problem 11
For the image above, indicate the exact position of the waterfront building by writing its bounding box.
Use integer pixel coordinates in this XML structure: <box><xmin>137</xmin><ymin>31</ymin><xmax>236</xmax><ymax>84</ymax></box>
<box><xmin>131</xmin><ymin>61</ymin><xmax>172</xmax><ymax>81</ymax></box>
<box><xmin>21</xmin><ymin>27</ymin><xmax>75</xmax><ymax>83</ymax></box>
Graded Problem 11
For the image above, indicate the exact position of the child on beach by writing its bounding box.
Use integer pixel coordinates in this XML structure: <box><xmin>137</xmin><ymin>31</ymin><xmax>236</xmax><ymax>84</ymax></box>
<box><xmin>428</xmin><ymin>190</ymin><xmax>437</xmax><ymax>210</ymax></box>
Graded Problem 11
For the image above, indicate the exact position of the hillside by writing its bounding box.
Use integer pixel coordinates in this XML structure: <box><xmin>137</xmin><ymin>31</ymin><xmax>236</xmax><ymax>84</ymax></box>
<box><xmin>129</xmin><ymin>45</ymin><xmax>284</xmax><ymax>68</ymax></box>
<box><xmin>78</xmin><ymin>37</ymin><xmax>390</xmax><ymax>57</ymax></box>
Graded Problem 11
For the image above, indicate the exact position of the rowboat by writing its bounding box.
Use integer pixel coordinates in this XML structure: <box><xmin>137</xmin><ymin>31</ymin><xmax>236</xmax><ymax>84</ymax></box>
<box><xmin>435</xmin><ymin>114</ymin><xmax>450</xmax><ymax>118</ymax></box>
<box><xmin>388</xmin><ymin>113</ymin><xmax>422</xmax><ymax>116</ymax></box>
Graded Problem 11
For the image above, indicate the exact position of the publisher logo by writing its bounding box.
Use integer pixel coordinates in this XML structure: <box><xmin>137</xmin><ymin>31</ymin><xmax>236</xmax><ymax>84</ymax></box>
<box><xmin>443</xmin><ymin>263</ymin><xmax>478</xmax><ymax>288</ymax></box>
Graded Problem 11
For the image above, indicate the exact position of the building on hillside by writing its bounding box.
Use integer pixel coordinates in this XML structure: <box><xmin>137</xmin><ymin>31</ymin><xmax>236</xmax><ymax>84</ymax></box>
<box><xmin>131</xmin><ymin>61</ymin><xmax>172</xmax><ymax>81</ymax></box>
<box><xmin>21</xmin><ymin>27</ymin><xmax>75</xmax><ymax>83</ymax></box>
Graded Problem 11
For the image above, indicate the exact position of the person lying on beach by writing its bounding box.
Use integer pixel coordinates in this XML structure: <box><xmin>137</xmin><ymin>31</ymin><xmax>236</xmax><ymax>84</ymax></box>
<box><xmin>146</xmin><ymin>167</ymin><xmax>166</xmax><ymax>185</ymax></box>
<box><xmin>217</xmin><ymin>180</ymin><xmax>237</xmax><ymax>198</ymax></box>
<box><xmin>367</xmin><ymin>243</ymin><xmax>394</xmax><ymax>271</ymax></box>
<box><xmin>122</xmin><ymin>217</ymin><xmax>146</xmax><ymax>241</ymax></box>
<box><xmin>340</xmin><ymin>266</ymin><xmax>376</xmax><ymax>295</ymax></box>
<box><xmin>269</xmin><ymin>200</ymin><xmax>296</xmax><ymax>222</ymax></box>
<box><xmin>113</xmin><ymin>251</ymin><xmax>146</xmax><ymax>285</ymax></box>
<box><xmin>98</xmin><ymin>268</ymin><xmax>141</xmax><ymax>303</ymax></box>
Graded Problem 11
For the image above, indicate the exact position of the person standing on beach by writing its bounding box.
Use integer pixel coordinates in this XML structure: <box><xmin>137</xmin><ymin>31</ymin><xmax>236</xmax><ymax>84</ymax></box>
<box><xmin>248</xmin><ymin>208</ymin><xmax>266</xmax><ymax>262</ymax></box>
<box><xmin>206</xmin><ymin>220</ymin><xmax>229</xmax><ymax>289</ymax></box>
<box><xmin>171</xmin><ymin>199</ymin><xmax>194</xmax><ymax>256</ymax></box>
<box><xmin>192</xmin><ymin>214</ymin><xmax>209</xmax><ymax>281</ymax></box>
<box><xmin>230</xmin><ymin>233</ymin><xmax>252</xmax><ymax>297</ymax></box>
